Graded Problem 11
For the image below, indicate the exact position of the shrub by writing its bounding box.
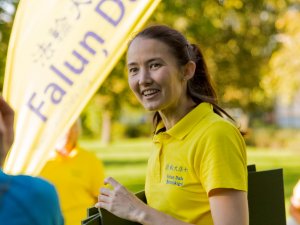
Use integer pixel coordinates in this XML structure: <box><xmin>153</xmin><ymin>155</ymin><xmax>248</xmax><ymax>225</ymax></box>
<box><xmin>245</xmin><ymin>127</ymin><xmax>300</xmax><ymax>151</ymax></box>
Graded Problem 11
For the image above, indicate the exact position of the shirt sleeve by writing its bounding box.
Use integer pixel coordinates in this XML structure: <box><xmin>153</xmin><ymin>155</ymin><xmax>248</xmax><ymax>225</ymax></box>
<box><xmin>199</xmin><ymin>120</ymin><xmax>247</xmax><ymax>194</ymax></box>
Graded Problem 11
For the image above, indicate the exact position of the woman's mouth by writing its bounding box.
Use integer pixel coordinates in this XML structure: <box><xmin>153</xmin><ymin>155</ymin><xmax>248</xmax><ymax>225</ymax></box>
<box><xmin>142</xmin><ymin>89</ymin><xmax>159</xmax><ymax>97</ymax></box>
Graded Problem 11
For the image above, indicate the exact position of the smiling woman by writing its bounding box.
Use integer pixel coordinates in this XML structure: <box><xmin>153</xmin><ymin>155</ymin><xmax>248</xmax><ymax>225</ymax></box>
<box><xmin>127</xmin><ymin>37</ymin><xmax>194</xmax><ymax>116</ymax></box>
<box><xmin>95</xmin><ymin>24</ymin><xmax>249</xmax><ymax>225</ymax></box>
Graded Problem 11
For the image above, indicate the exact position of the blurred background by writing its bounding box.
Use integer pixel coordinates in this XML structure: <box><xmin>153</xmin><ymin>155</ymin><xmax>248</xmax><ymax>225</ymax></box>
<box><xmin>1</xmin><ymin>0</ymin><xmax>300</xmax><ymax>218</ymax></box>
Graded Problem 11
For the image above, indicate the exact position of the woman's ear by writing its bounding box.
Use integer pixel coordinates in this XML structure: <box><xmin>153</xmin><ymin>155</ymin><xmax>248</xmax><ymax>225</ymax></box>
<box><xmin>183</xmin><ymin>60</ymin><xmax>196</xmax><ymax>80</ymax></box>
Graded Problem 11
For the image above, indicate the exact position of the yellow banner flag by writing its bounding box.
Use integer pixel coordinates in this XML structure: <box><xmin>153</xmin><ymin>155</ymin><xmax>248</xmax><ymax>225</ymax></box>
<box><xmin>3</xmin><ymin>0</ymin><xmax>160</xmax><ymax>175</ymax></box>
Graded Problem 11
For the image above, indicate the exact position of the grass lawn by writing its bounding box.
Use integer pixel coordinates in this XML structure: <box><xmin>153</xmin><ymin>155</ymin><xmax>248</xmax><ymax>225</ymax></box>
<box><xmin>80</xmin><ymin>138</ymin><xmax>151</xmax><ymax>192</ymax></box>
<box><xmin>80</xmin><ymin>138</ymin><xmax>300</xmax><ymax>219</ymax></box>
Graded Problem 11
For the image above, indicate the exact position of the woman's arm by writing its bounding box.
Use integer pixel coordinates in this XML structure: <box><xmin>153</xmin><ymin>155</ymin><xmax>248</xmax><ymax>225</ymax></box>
<box><xmin>209</xmin><ymin>188</ymin><xmax>249</xmax><ymax>225</ymax></box>
<box><xmin>95</xmin><ymin>177</ymin><xmax>194</xmax><ymax>225</ymax></box>
<box><xmin>96</xmin><ymin>178</ymin><xmax>249</xmax><ymax>225</ymax></box>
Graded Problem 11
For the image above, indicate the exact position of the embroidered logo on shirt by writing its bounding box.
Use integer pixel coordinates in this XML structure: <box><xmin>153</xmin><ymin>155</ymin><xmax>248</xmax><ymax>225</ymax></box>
<box><xmin>165</xmin><ymin>163</ymin><xmax>188</xmax><ymax>172</ymax></box>
<box><xmin>165</xmin><ymin>163</ymin><xmax>188</xmax><ymax>187</ymax></box>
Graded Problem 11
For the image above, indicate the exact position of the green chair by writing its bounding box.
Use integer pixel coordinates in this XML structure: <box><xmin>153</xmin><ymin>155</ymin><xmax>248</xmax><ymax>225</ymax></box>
<box><xmin>247</xmin><ymin>164</ymin><xmax>286</xmax><ymax>225</ymax></box>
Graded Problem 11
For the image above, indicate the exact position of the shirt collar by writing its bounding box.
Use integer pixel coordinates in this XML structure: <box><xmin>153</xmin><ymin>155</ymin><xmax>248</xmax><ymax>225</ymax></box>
<box><xmin>154</xmin><ymin>103</ymin><xmax>213</xmax><ymax>141</ymax></box>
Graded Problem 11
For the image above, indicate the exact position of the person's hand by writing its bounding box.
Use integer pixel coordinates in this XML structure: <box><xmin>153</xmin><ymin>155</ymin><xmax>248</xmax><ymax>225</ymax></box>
<box><xmin>0</xmin><ymin>97</ymin><xmax>14</xmax><ymax>166</ymax></box>
<box><xmin>95</xmin><ymin>177</ymin><xmax>146</xmax><ymax>222</ymax></box>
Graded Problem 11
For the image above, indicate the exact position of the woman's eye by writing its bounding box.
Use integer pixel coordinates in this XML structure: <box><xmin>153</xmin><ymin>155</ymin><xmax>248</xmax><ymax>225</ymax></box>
<box><xmin>128</xmin><ymin>67</ymin><xmax>138</xmax><ymax>74</ymax></box>
<box><xmin>150</xmin><ymin>63</ymin><xmax>160</xmax><ymax>69</ymax></box>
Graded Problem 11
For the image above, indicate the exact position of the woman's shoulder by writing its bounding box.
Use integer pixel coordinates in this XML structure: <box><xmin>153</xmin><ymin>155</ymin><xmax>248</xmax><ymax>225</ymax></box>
<box><xmin>199</xmin><ymin>110</ymin><xmax>239</xmax><ymax>131</ymax></box>
<box><xmin>193</xmin><ymin>114</ymin><xmax>244</xmax><ymax>146</ymax></box>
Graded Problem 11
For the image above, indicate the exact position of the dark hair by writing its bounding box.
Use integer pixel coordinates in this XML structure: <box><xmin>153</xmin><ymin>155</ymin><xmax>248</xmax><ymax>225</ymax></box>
<box><xmin>129</xmin><ymin>25</ymin><xmax>235</xmax><ymax>131</ymax></box>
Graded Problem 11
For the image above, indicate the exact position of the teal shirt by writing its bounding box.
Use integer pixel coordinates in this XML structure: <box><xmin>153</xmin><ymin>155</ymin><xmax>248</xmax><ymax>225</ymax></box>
<box><xmin>0</xmin><ymin>170</ymin><xmax>64</xmax><ymax>225</ymax></box>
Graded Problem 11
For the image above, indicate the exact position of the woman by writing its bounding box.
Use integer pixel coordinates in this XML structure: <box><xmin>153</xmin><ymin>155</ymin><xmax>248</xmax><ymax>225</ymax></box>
<box><xmin>95</xmin><ymin>25</ymin><xmax>248</xmax><ymax>225</ymax></box>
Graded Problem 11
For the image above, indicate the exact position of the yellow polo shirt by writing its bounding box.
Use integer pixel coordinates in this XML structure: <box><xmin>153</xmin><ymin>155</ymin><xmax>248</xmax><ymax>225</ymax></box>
<box><xmin>39</xmin><ymin>147</ymin><xmax>105</xmax><ymax>225</ymax></box>
<box><xmin>145</xmin><ymin>103</ymin><xmax>247</xmax><ymax>225</ymax></box>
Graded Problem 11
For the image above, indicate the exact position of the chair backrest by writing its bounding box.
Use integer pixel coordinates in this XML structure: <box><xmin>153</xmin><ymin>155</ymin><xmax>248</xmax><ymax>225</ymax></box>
<box><xmin>247</xmin><ymin>165</ymin><xmax>287</xmax><ymax>225</ymax></box>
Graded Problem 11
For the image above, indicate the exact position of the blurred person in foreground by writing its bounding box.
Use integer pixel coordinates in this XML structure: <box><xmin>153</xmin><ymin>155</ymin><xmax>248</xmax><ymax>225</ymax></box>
<box><xmin>39</xmin><ymin>119</ymin><xmax>105</xmax><ymax>225</ymax></box>
<box><xmin>0</xmin><ymin>97</ymin><xmax>64</xmax><ymax>225</ymax></box>
<box><xmin>288</xmin><ymin>180</ymin><xmax>300</xmax><ymax>225</ymax></box>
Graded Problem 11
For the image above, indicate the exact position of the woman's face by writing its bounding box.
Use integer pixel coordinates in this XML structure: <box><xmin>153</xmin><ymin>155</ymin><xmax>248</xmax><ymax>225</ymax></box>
<box><xmin>127</xmin><ymin>37</ymin><xmax>187</xmax><ymax>113</ymax></box>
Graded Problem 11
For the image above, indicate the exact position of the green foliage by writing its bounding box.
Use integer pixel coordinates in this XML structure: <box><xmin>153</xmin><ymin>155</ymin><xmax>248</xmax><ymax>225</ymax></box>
<box><xmin>263</xmin><ymin>6</ymin><xmax>300</xmax><ymax>103</ymax></box>
<box><xmin>81</xmin><ymin>0</ymin><xmax>299</xmax><ymax>137</ymax></box>
<box><xmin>81</xmin><ymin>94</ymin><xmax>104</xmax><ymax>138</ymax></box>
<box><xmin>0</xmin><ymin>0</ymin><xmax>18</xmax><ymax>90</ymax></box>
<box><xmin>123</xmin><ymin>123</ymin><xmax>152</xmax><ymax>138</ymax></box>
<box><xmin>148</xmin><ymin>0</ymin><xmax>283</xmax><ymax>112</ymax></box>
<box><xmin>1</xmin><ymin>0</ymin><xmax>299</xmax><ymax>139</ymax></box>
<box><xmin>80</xmin><ymin>57</ymin><xmax>141</xmax><ymax>139</ymax></box>
<box><xmin>245</xmin><ymin>127</ymin><xmax>300</xmax><ymax>150</ymax></box>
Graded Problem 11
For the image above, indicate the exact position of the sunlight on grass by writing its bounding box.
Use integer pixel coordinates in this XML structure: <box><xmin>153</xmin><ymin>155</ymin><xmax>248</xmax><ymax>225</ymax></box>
<box><xmin>247</xmin><ymin>147</ymin><xmax>300</xmax><ymax>218</ymax></box>
<box><xmin>247</xmin><ymin>147</ymin><xmax>300</xmax><ymax>197</ymax></box>
<box><xmin>79</xmin><ymin>138</ymin><xmax>151</xmax><ymax>192</ymax></box>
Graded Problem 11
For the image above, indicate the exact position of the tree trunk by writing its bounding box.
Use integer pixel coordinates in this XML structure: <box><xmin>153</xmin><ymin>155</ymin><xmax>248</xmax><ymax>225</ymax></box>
<box><xmin>101</xmin><ymin>110</ymin><xmax>111</xmax><ymax>145</ymax></box>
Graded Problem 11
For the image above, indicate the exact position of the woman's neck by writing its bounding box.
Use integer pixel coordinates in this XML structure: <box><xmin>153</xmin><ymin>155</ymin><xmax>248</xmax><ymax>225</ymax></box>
<box><xmin>159</xmin><ymin>98</ymin><xmax>196</xmax><ymax>130</ymax></box>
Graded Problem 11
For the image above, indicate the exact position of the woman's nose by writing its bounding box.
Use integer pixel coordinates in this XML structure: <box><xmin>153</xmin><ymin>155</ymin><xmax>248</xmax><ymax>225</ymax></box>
<box><xmin>138</xmin><ymin>69</ymin><xmax>152</xmax><ymax>85</ymax></box>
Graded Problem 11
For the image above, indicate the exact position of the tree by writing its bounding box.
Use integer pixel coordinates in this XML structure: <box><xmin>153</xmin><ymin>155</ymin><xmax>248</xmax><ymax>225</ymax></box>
<box><xmin>81</xmin><ymin>57</ymin><xmax>143</xmax><ymax>143</ymax></box>
<box><xmin>85</xmin><ymin>0</ymin><xmax>288</xmax><ymax>141</ymax></box>
<box><xmin>0</xmin><ymin>0</ymin><xmax>18</xmax><ymax>89</ymax></box>
<box><xmin>263</xmin><ymin>4</ymin><xmax>300</xmax><ymax>104</ymax></box>
<box><xmin>149</xmin><ymin>0</ymin><xmax>285</xmax><ymax>112</ymax></box>
<box><xmin>1</xmin><ymin>0</ymin><xmax>298</xmax><ymax>141</ymax></box>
